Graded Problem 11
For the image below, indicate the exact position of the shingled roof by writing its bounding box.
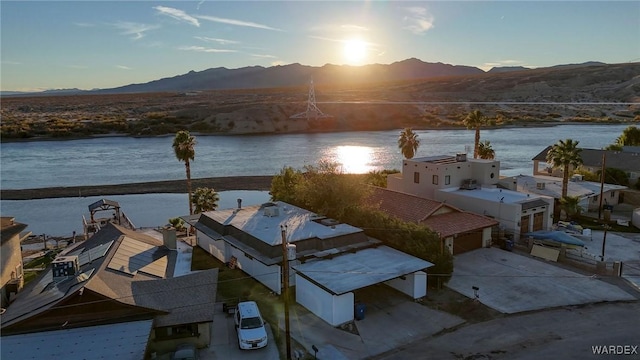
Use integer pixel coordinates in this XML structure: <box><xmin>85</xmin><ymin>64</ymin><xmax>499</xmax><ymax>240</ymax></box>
<box><xmin>533</xmin><ymin>146</ymin><xmax>640</xmax><ymax>172</ymax></box>
<box><xmin>367</xmin><ymin>187</ymin><xmax>498</xmax><ymax>238</ymax></box>
<box><xmin>1</xmin><ymin>223</ymin><xmax>216</xmax><ymax>334</ymax></box>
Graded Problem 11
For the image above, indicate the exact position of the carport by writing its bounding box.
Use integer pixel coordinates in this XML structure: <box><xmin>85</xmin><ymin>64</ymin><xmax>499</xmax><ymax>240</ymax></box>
<box><xmin>293</xmin><ymin>246</ymin><xmax>433</xmax><ymax>326</ymax></box>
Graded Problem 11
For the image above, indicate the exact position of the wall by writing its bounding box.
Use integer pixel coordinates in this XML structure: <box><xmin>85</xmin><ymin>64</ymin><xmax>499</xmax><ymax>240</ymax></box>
<box><xmin>1</xmin><ymin>236</ymin><xmax>23</xmax><ymax>307</ymax></box>
<box><xmin>482</xmin><ymin>227</ymin><xmax>493</xmax><ymax>248</ymax></box>
<box><xmin>295</xmin><ymin>275</ymin><xmax>354</xmax><ymax>326</ymax></box>
<box><xmin>384</xmin><ymin>271</ymin><xmax>427</xmax><ymax>298</ymax></box>
<box><xmin>197</xmin><ymin>231</ymin><xmax>281</xmax><ymax>294</ymax></box>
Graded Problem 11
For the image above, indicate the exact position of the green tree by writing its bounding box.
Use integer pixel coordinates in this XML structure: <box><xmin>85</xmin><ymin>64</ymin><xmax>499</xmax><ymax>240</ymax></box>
<box><xmin>270</xmin><ymin>166</ymin><xmax>303</xmax><ymax>204</ymax></box>
<box><xmin>546</xmin><ymin>139</ymin><xmax>583</xmax><ymax>198</ymax></box>
<box><xmin>168</xmin><ymin>217</ymin><xmax>186</xmax><ymax>231</ymax></box>
<box><xmin>398</xmin><ymin>128</ymin><xmax>420</xmax><ymax>159</ymax></box>
<box><xmin>615</xmin><ymin>125</ymin><xmax>640</xmax><ymax>147</ymax></box>
<box><xmin>173</xmin><ymin>130</ymin><xmax>196</xmax><ymax>215</ymax></box>
<box><xmin>559</xmin><ymin>195</ymin><xmax>581</xmax><ymax>220</ymax></box>
<box><xmin>597</xmin><ymin>167</ymin><xmax>630</xmax><ymax>186</ymax></box>
<box><xmin>191</xmin><ymin>187</ymin><xmax>220</xmax><ymax>213</ymax></box>
<box><xmin>477</xmin><ymin>140</ymin><xmax>495</xmax><ymax>159</ymax></box>
<box><xmin>296</xmin><ymin>160</ymin><xmax>369</xmax><ymax>218</ymax></box>
<box><xmin>463</xmin><ymin>110</ymin><xmax>488</xmax><ymax>159</ymax></box>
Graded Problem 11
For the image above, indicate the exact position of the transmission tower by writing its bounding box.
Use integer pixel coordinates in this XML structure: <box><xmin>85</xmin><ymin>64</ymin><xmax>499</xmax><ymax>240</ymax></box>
<box><xmin>290</xmin><ymin>78</ymin><xmax>332</xmax><ymax>120</ymax></box>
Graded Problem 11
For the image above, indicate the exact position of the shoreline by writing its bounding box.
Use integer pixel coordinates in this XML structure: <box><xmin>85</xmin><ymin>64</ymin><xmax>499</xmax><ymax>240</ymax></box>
<box><xmin>1</xmin><ymin>176</ymin><xmax>274</xmax><ymax>200</ymax></box>
<box><xmin>0</xmin><ymin>121</ymin><xmax>629</xmax><ymax>143</ymax></box>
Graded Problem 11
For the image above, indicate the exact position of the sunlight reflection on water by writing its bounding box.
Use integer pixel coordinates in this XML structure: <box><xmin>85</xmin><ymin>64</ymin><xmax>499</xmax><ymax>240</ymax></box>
<box><xmin>327</xmin><ymin>145</ymin><xmax>377</xmax><ymax>173</ymax></box>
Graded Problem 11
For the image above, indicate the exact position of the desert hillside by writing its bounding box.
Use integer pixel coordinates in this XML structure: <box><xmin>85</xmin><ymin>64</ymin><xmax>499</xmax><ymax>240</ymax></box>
<box><xmin>1</xmin><ymin>62</ymin><xmax>638</xmax><ymax>139</ymax></box>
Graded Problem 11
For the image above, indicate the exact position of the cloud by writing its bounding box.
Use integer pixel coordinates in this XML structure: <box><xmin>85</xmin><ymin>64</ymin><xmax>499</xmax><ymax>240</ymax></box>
<box><xmin>195</xmin><ymin>36</ymin><xmax>240</xmax><ymax>45</ymax></box>
<box><xmin>116</xmin><ymin>65</ymin><xmax>132</xmax><ymax>70</ymax></box>
<box><xmin>179</xmin><ymin>46</ymin><xmax>237</xmax><ymax>53</ymax></box>
<box><xmin>250</xmin><ymin>53</ymin><xmax>277</xmax><ymax>59</ymax></box>
<box><xmin>196</xmin><ymin>15</ymin><xmax>282</xmax><ymax>31</ymax></box>
<box><xmin>113</xmin><ymin>21</ymin><xmax>160</xmax><ymax>40</ymax></box>
<box><xmin>154</xmin><ymin>6</ymin><xmax>200</xmax><ymax>27</ymax></box>
<box><xmin>403</xmin><ymin>6</ymin><xmax>434</xmax><ymax>35</ymax></box>
<box><xmin>340</xmin><ymin>24</ymin><xmax>369</xmax><ymax>32</ymax></box>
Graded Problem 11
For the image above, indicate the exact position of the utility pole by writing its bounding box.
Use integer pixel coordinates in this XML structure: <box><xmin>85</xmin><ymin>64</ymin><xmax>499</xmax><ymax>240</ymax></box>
<box><xmin>280</xmin><ymin>225</ymin><xmax>292</xmax><ymax>360</ymax></box>
<box><xmin>600</xmin><ymin>224</ymin><xmax>610</xmax><ymax>261</ymax></box>
<box><xmin>598</xmin><ymin>152</ymin><xmax>606</xmax><ymax>220</ymax></box>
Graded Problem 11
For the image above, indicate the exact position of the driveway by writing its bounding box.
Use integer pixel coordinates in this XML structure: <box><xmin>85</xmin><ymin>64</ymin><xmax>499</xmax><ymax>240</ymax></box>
<box><xmin>582</xmin><ymin>230</ymin><xmax>640</xmax><ymax>290</ymax></box>
<box><xmin>199</xmin><ymin>304</ymin><xmax>280</xmax><ymax>360</ymax></box>
<box><xmin>446</xmin><ymin>247</ymin><xmax>636</xmax><ymax>314</ymax></box>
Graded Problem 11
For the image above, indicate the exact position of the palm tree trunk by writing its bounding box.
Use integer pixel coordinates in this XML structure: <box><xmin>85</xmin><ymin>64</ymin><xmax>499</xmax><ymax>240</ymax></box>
<box><xmin>186</xmin><ymin>160</ymin><xmax>193</xmax><ymax>215</ymax></box>
<box><xmin>561</xmin><ymin>164</ymin><xmax>569</xmax><ymax>198</ymax></box>
<box><xmin>474</xmin><ymin>127</ymin><xmax>481</xmax><ymax>159</ymax></box>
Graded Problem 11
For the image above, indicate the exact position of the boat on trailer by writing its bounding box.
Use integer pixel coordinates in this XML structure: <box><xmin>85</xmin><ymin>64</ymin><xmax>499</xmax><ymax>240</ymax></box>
<box><xmin>83</xmin><ymin>199</ymin><xmax>135</xmax><ymax>239</ymax></box>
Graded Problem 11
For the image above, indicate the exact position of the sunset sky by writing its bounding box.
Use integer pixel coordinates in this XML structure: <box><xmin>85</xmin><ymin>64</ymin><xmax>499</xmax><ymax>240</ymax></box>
<box><xmin>1</xmin><ymin>1</ymin><xmax>639</xmax><ymax>92</ymax></box>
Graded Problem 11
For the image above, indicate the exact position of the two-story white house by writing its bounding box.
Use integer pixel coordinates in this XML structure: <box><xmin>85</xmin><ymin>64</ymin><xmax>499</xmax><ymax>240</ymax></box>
<box><xmin>387</xmin><ymin>154</ymin><xmax>554</xmax><ymax>241</ymax></box>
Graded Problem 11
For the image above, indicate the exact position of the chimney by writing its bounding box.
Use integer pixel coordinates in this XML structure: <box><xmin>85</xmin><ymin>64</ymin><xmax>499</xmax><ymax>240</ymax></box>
<box><xmin>237</xmin><ymin>198</ymin><xmax>242</xmax><ymax>209</ymax></box>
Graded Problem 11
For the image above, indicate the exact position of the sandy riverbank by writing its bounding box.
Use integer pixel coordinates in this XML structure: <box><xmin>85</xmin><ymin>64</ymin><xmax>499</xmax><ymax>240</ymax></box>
<box><xmin>1</xmin><ymin>176</ymin><xmax>274</xmax><ymax>200</ymax></box>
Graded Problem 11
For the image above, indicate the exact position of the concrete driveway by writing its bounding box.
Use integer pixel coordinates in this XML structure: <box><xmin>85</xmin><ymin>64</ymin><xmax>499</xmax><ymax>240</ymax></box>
<box><xmin>582</xmin><ymin>230</ymin><xmax>640</xmax><ymax>290</ymax></box>
<box><xmin>447</xmin><ymin>247</ymin><xmax>636</xmax><ymax>314</ymax></box>
<box><xmin>199</xmin><ymin>304</ymin><xmax>280</xmax><ymax>360</ymax></box>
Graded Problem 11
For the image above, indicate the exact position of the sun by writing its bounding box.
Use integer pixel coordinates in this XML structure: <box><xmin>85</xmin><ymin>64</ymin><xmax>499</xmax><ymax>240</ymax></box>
<box><xmin>343</xmin><ymin>38</ymin><xmax>368</xmax><ymax>65</ymax></box>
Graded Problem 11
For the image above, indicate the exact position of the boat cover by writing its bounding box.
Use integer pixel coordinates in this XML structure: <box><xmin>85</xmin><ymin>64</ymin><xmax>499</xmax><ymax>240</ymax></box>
<box><xmin>525</xmin><ymin>230</ymin><xmax>586</xmax><ymax>247</ymax></box>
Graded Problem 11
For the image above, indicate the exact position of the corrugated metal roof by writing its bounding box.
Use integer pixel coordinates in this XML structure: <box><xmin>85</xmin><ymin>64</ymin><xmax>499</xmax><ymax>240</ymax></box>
<box><xmin>293</xmin><ymin>246</ymin><xmax>433</xmax><ymax>295</ymax></box>
<box><xmin>1</xmin><ymin>320</ymin><xmax>152</xmax><ymax>360</ymax></box>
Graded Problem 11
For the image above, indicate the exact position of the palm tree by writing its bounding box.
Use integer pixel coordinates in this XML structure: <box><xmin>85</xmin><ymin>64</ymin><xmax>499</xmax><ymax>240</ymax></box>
<box><xmin>559</xmin><ymin>195</ymin><xmax>581</xmax><ymax>220</ymax></box>
<box><xmin>398</xmin><ymin>128</ymin><xmax>420</xmax><ymax>159</ymax></box>
<box><xmin>546</xmin><ymin>139</ymin><xmax>583</xmax><ymax>198</ymax></box>
<box><xmin>173</xmin><ymin>130</ymin><xmax>196</xmax><ymax>215</ymax></box>
<box><xmin>477</xmin><ymin>140</ymin><xmax>495</xmax><ymax>159</ymax></box>
<box><xmin>191</xmin><ymin>187</ymin><xmax>220</xmax><ymax>213</ymax></box>
<box><xmin>463</xmin><ymin>110</ymin><xmax>487</xmax><ymax>159</ymax></box>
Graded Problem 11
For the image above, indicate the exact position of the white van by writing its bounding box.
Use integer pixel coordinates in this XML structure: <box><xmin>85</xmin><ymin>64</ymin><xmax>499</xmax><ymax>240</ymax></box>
<box><xmin>235</xmin><ymin>301</ymin><xmax>268</xmax><ymax>350</ymax></box>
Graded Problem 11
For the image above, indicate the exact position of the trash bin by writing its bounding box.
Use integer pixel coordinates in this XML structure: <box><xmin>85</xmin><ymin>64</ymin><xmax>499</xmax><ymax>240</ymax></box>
<box><xmin>505</xmin><ymin>239</ymin><xmax>514</xmax><ymax>251</ymax></box>
<box><xmin>354</xmin><ymin>302</ymin><xmax>366</xmax><ymax>320</ymax></box>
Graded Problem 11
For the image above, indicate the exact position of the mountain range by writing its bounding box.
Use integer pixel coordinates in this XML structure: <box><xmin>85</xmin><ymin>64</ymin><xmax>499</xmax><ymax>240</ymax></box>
<box><xmin>2</xmin><ymin>58</ymin><xmax>618</xmax><ymax>96</ymax></box>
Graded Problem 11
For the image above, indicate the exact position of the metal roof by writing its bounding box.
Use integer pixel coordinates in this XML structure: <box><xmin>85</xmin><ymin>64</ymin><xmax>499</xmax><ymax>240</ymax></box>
<box><xmin>1</xmin><ymin>320</ymin><xmax>152</xmax><ymax>360</ymax></box>
<box><xmin>293</xmin><ymin>246</ymin><xmax>433</xmax><ymax>295</ymax></box>
<box><xmin>201</xmin><ymin>201</ymin><xmax>363</xmax><ymax>246</ymax></box>
<box><xmin>88</xmin><ymin>198</ymin><xmax>121</xmax><ymax>212</ymax></box>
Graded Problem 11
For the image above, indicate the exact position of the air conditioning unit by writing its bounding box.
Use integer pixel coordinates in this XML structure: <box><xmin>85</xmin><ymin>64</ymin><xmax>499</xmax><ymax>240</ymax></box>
<box><xmin>460</xmin><ymin>179</ymin><xmax>477</xmax><ymax>190</ymax></box>
<box><xmin>52</xmin><ymin>256</ymin><xmax>79</xmax><ymax>280</ymax></box>
<box><xmin>536</xmin><ymin>182</ymin><xmax>546</xmax><ymax>190</ymax></box>
<box><xmin>456</xmin><ymin>153</ymin><xmax>467</xmax><ymax>162</ymax></box>
<box><xmin>571</xmin><ymin>174</ymin><xmax>584</xmax><ymax>182</ymax></box>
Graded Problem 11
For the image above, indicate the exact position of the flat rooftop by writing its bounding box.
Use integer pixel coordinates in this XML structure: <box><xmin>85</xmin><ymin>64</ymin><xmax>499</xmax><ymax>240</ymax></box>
<box><xmin>293</xmin><ymin>246</ymin><xmax>433</xmax><ymax>295</ymax></box>
<box><xmin>439</xmin><ymin>186</ymin><xmax>545</xmax><ymax>204</ymax></box>
<box><xmin>201</xmin><ymin>201</ymin><xmax>363</xmax><ymax>246</ymax></box>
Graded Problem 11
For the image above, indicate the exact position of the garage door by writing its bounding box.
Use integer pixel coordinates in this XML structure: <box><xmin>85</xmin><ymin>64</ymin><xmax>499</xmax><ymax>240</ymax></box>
<box><xmin>533</xmin><ymin>212</ymin><xmax>544</xmax><ymax>231</ymax></box>
<box><xmin>454</xmin><ymin>232</ymin><xmax>483</xmax><ymax>255</ymax></box>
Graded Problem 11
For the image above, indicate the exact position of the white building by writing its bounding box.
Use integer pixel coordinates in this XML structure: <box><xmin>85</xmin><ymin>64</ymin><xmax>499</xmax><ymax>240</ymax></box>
<box><xmin>387</xmin><ymin>154</ymin><xmax>554</xmax><ymax>241</ymax></box>
<box><xmin>193</xmin><ymin>201</ymin><xmax>433</xmax><ymax>326</ymax></box>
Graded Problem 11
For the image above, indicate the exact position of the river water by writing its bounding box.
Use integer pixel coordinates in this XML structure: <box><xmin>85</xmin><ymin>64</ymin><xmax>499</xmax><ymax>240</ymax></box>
<box><xmin>0</xmin><ymin>124</ymin><xmax>631</xmax><ymax>236</ymax></box>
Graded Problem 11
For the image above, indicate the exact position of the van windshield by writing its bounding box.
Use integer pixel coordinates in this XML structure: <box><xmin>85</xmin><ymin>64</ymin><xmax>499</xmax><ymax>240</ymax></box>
<box><xmin>240</xmin><ymin>316</ymin><xmax>263</xmax><ymax>329</ymax></box>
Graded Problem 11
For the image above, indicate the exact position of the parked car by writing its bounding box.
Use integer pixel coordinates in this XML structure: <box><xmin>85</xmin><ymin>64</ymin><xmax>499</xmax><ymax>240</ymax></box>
<box><xmin>170</xmin><ymin>343</ymin><xmax>198</xmax><ymax>360</ymax></box>
<box><xmin>235</xmin><ymin>301</ymin><xmax>268</xmax><ymax>350</ymax></box>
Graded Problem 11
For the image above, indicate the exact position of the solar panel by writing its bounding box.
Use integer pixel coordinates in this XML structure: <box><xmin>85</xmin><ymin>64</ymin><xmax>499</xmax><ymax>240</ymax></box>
<box><xmin>107</xmin><ymin>237</ymin><xmax>167</xmax><ymax>278</ymax></box>
<box><xmin>78</xmin><ymin>240</ymin><xmax>114</xmax><ymax>266</ymax></box>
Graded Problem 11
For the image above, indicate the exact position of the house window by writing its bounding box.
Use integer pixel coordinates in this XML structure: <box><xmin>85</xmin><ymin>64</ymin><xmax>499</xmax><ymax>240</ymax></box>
<box><xmin>414</xmin><ymin>172</ymin><xmax>420</xmax><ymax>184</ymax></box>
<box><xmin>445</xmin><ymin>175</ymin><xmax>451</xmax><ymax>185</ymax></box>
<box><xmin>610</xmin><ymin>191</ymin><xmax>615</xmax><ymax>198</ymax></box>
<box><xmin>155</xmin><ymin>324</ymin><xmax>199</xmax><ymax>340</ymax></box>
<box><xmin>432</xmin><ymin>175</ymin><xmax>439</xmax><ymax>185</ymax></box>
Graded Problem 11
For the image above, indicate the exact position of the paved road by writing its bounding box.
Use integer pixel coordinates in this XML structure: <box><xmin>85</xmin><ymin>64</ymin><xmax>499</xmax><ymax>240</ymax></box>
<box><xmin>372</xmin><ymin>301</ymin><xmax>640</xmax><ymax>360</ymax></box>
